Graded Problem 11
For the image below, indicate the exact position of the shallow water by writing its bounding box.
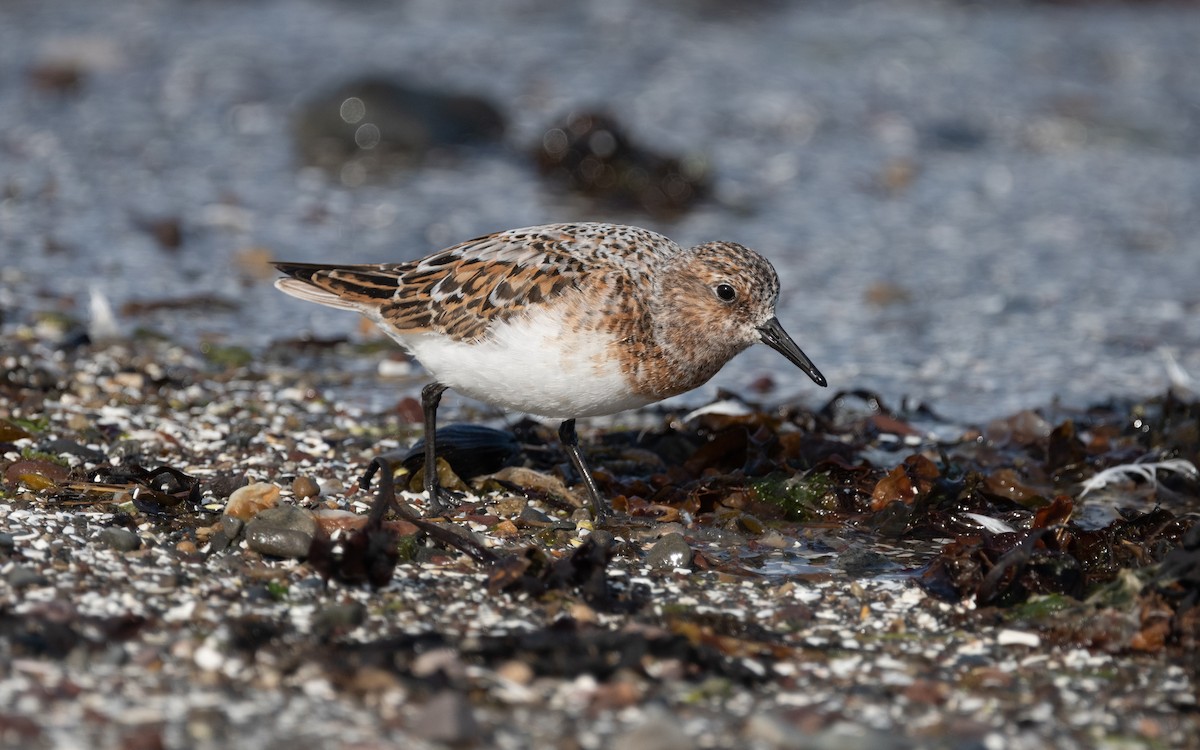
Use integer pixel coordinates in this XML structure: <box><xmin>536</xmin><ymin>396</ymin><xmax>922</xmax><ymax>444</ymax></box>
<box><xmin>2</xmin><ymin>0</ymin><xmax>1198</xmax><ymax>422</ymax></box>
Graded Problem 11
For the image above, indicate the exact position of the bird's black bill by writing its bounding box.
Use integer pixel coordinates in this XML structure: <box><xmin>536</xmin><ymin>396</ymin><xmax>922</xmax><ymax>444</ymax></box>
<box><xmin>757</xmin><ymin>317</ymin><xmax>827</xmax><ymax>388</ymax></box>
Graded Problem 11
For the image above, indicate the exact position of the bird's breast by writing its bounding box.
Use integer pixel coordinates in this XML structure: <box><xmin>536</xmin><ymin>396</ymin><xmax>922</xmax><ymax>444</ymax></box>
<box><xmin>396</xmin><ymin>307</ymin><xmax>653</xmax><ymax>419</ymax></box>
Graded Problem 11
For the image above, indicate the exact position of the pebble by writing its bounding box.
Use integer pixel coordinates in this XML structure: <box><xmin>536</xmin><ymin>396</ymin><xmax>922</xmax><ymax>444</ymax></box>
<box><xmin>743</xmin><ymin>712</ymin><xmax>799</xmax><ymax>749</ymax></box>
<box><xmin>245</xmin><ymin>527</ymin><xmax>313</xmax><ymax>560</ymax></box>
<box><xmin>244</xmin><ymin>506</ymin><xmax>318</xmax><ymax>559</ymax></box>
<box><xmin>518</xmin><ymin>504</ymin><xmax>553</xmax><ymax>524</ymax></box>
<box><xmin>410</xmin><ymin>690</ymin><xmax>480</xmax><ymax>745</ymax></box>
<box><xmin>836</xmin><ymin>548</ymin><xmax>895</xmax><ymax>577</ymax></box>
<box><xmin>437</xmin><ymin>521</ymin><xmax>490</xmax><ymax>551</ymax></box>
<box><xmin>997</xmin><ymin>629</ymin><xmax>1041</xmax><ymax>648</ymax></box>
<box><xmin>40</xmin><ymin>438</ymin><xmax>105</xmax><ymax>462</ymax></box>
<box><xmin>412</xmin><ymin>649</ymin><xmax>466</xmax><ymax>680</ymax></box>
<box><xmin>737</xmin><ymin>514</ymin><xmax>765</xmax><ymax>534</ymax></box>
<box><xmin>759</xmin><ymin>530</ymin><xmax>792</xmax><ymax>549</ymax></box>
<box><xmin>225</xmin><ymin>482</ymin><xmax>281</xmax><ymax>520</ymax></box>
<box><xmin>291</xmin><ymin>476</ymin><xmax>320</xmax><ymax>499</ymax></box>
<box><xmin>802</xmin><ymin>723</ymin><xmax>913</xmax><ymax>750</ymax></box>
<box><xmin>496</xmin><ymin>660</ymin><xmax>533</xmax><ymax>686</ymax></box>
<box><xmin>614</xmin><ymin>708</ymin><xmax>693</xmax><ymax>750</ymax></box>
<box><xmin>207</xmin><ymin>529</ymin><xmax>231</xmax><ymax>553</ymax></box>
<box><xmin>645</xmin><ymin>532</ymin><xmax>693</xmax><ymax>570</ymax></box>
<box><xmin>194</xmin><ymin>642</ymin><xmax>225</xmax><ymax>672</ymax></box>
<box><xmin>7</xmin><ymin>565</ymin><xmax>48</xmax><ymax>588</ymax></box>
<box><xmin>311</xmin><ymin>602</ymin><xmax>367</xmax><ymax>638</ymax></box>
<box><xmin>96</xmin><ymin>527</ymin><xmax>142</xmax><ymax>552</ymax></box>
<box><xmin>492</xmin><ymin>519</ymin><xmax>519</xmax><ymax>538</ymax></box>
<box><xmin>221</xmin><ymin>515</ymin><xmax>244</xmax><ymax>540</ymax></box>
<box><xmin>490</xmin><ymin>496</ymin><xmax>527</xmax><ymax>516</ymax></box>
<box><xmin>250</xmin><ymin>505</ymin><xmax>316</xmax><ymax>535</ymax></box>
<box><xmin>587</xmin><ymin>529</ymin><xmax>616</xmax><ymax>553</ymax></box>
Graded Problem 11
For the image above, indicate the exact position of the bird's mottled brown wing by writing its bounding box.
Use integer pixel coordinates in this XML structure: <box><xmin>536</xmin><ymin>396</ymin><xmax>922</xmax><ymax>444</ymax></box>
<box><xmin>273</xmin><ymin>223</ymin><xmax>678</xmax><ymax>342</ymax></box>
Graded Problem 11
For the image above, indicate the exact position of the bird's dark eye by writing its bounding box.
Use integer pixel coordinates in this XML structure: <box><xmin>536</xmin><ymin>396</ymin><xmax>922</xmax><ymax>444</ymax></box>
<box><xmin>715</xmin><ymin>283</ymin><xmax>737</xmax><ymax>302</ymax></box>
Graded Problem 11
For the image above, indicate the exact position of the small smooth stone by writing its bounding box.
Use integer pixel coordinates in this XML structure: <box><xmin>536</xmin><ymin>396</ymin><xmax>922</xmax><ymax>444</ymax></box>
<box><xmin>490</xmin><ymin>496</ymin><xmax>526</xmax><ymax>516</ymax></box>
<box><xmin>737</xmin><ymin>514</ymin><xmax>764</xmax><ymax>534</ymax></box>
<box><xmin>614</xmin><ymin>708</ymin><xmax>693</xmax><ymax>750</ymax></box>
<box><xmin>743</xmin><ymin>712</ymin><xmax>797</xmax><ymax>749</ymax></box>
<box><xmin>249</xmin><ymin>505</ymin><xmax>318</xmax><ymax>536</ymax></box>
<box><xmin>997</xmin><ymin>629</ymin><xmax>1041</xmax><ymax>648</ymax></box>
<box><xmin>410</xmin><ymin>690</ymin><xmax>480</xmax><ymax>745</ymax></box>
<box><xmin>437</xmin><ymin>521</ymin><xmax>489</xmax><ymax>550</ymax></box>
<box><xmin>221</xmin><ymin>515</ymin><xmax>245</xmax><ymax>540</ymax></box>
<box><xmin>8</xmin><ymin>565</ymin><xmax>47</xmax><ymax>588</ymax></box>
<box><xmin>496</xmin><ymin>660</ymin><xmax>533</xmax><ymax>686</ymax></box>
<box><xmin>835</xmin><ymin>548</ymin><xmax>893</xmax><ymax>577</ymax></box>
<box><xmin>645</xmin><ymin>532</ymin><xmax>693</xmax><ymax>570</ymax></box>
<box><xmin>194</xmin><ymin>643</ymin><xmax>225</xmax><ymax>672</ymax></box>
<box><xmin>224</xmin><ymin>482</ymin><xmax>281</xmax><ymax>521</ymax></box>
<box><xmin>97</xmin><ymin>527</ymin><xmax>142</xmax><ymax>552</ymax></box>
<box><xmin>587</xmin><ymin>529</ymin><xmax>616</xmax><ymax>552</ymax></box>
<box><xmin>245</xmin><ymin>527</ymin><xmax>313</xmax><ymax>560</ymax></box>
<box><xmin>759</xmin><ymin>530</ymin><xmax>791</xmax><ymax>549</ymax></box>
<box><xmin>291</xmin><ymin>476</ymin><xmax>320</xmax><ymax>499</ymax></box>
<box><xmin>492</xmin><ymin>519</ymin><xmax>519</xmax><ymax>538</ymax></box>
<box><xmin>244</xmin><ymin>506</ymin><xmax>318</xmax><ymax>559</ymax></box>
<box><xmin>40</xmin><ymin>439</ymin><xmax>105</xmax><ymax>462</ymax></box>
<box><xmin>207</xmin><ymin>529</ymin><xmax>231</xmax><ymax>553</ymax></box>
<box><xmin>312</xmin><ymin>602</ymin><xmax>367</xmax><ymax>638</ymax></box>
<box><xmin>518</xmin><ymin>505</ymin><xmax>552</xmax><ymax>524</ymax></box>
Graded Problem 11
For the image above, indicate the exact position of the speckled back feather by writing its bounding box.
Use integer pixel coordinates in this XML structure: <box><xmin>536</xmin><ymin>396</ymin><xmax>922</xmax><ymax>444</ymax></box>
<box><xmin>273</xmin><ymin>223</ymin><xmax>681</xmax><ymax>342</ymax></box>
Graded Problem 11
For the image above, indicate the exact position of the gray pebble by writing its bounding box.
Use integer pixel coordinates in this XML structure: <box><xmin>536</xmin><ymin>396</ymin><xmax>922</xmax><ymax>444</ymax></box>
<box><xmin>244</xmin><ymin>505</ymin><xmax>318</xmax><ymax>558</ymax></box>
<box><xmin>645</xmin><ymin>532</ymin><xmax>693</xmax><ymax>570</ymax></box>
<box><xmin>0</xmin><ymin>532</ymin><xmax>14</xmax><ymax>555</ymax></box>
<box><xmin>7</xmin><ymin>565</ymin><xmax>47</xmax><ymax>588</ymax></box>
<box><xmin>615</xmin><ymin>708</ymin><xmax>692</xmax><ymax>750</ymax></box>
<box><xmin>587</xmin><ymin>529</ymin><xmax>615</xmax><ymax>552</ymax></box>
<box><xmin>437</xmin><ymin>520</ymin><xmax>489</xmax><ymax>550</ymax></box>
<box><xmin>207</xmin><ymin>529</ymin><xmax>231</xmax><ymax>553</ymax></box>
<box><xmin>687</xmin><ymin>526</ymin><xmax>746</xmax><ymax>546</ymax></box>
<box><xmin>39</xmin><ymin>439</ymin><xmax>105</xmax><ymax>462</ymax></box>
<box><xmin>835</xmin><ymin>548</ymin><xmax>896</xmax><ymax>577</ymax></box>
<box><xmin>97</xmin><ymin>527</ymin><xmax>142</xmax><ymax>552</ymax></box>
<box><xmin>632</xmin><ymin>521</ymin><xmax>687</xmax><ymax>542</ymax></box>
<box><xmin>410</xmin><ymin>690</ymin><xmax>480</xmax><ymax>745</ymax></box>
<box><xmin>221</xmin><ymin>514</ymin><xmax>245</xmax><ymax>540</ymax></box>
<box><xmin>800</xmin><ymin>723</ymin><xmax>914</xmax><ymax>750</ymax></box>
<box><xmin>251</xmin><ymin>505</ymin><xmax>318</xmax><ymax>535</ymax></box>
<box><xmin>312</xmin><ymin>602</ymin><xmax>367</xmax><ymax>638</ymax></box>
<box><xmin>743</xmin><ymin>712</ymin><xmax>810</xmax><ymax>749</ymax></box>
<box><xmin>518</xmin><ymin>504</ymin><xmax>552</xmax><ymax>524</ymax></box>
<box><xmin>245</xmin><ymin>527</ymin><xmax>313</xmax><ymax>559</ymax></box>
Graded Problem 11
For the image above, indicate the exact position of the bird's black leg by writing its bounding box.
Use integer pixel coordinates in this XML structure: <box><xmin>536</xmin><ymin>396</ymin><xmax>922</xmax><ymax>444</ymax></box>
<box><xmin>558</xmin><ymin>419</ymin><xmax>608</xmax><ymax>522</ymax></box>
<box><xmin>421</xmin><ymin>382</ymin><xmax>450</xmax><ymax>516</ymax></box>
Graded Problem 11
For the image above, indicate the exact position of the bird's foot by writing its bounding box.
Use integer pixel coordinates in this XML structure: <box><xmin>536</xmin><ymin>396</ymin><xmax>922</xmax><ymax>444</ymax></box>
<box><xmin>359</xmin><ymin>453</ymin><xmax>452</xmax><ymax>519</ymax></box>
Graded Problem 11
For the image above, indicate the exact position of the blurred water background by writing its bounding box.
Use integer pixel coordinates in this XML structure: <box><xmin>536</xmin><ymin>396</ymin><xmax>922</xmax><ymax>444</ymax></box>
<box><xmin>1</xmin><ymin>0</ymin><xmax>1198</xmax><ymax>422</ymax></box>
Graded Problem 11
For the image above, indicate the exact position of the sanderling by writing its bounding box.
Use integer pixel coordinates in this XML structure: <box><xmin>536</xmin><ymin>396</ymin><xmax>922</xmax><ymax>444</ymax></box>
<box><xmin>274</xmin><ymin>222</ymin><xmax>826</xmax><ymax>520</ymax></box>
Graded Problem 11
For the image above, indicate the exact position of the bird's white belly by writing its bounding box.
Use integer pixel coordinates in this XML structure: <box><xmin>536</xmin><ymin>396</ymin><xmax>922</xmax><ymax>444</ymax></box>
<box><xmin>388</xmin><ymin>308</ymin><xmax>653</xmax><ymax>419</ymax></box>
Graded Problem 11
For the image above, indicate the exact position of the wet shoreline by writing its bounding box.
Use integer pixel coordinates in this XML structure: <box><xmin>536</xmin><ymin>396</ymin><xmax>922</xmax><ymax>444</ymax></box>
<box><xmin>2</xmin><ymin>331</ymin><xmax>1198</xmax><ymax>748</ymax></box>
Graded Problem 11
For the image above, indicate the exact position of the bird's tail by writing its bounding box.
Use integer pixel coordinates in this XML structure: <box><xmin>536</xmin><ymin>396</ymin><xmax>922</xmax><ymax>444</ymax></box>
<box><xmin>273</xmin><ymin>262</ymin><xmax>401</xmax><ymax>311</ymax></box>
